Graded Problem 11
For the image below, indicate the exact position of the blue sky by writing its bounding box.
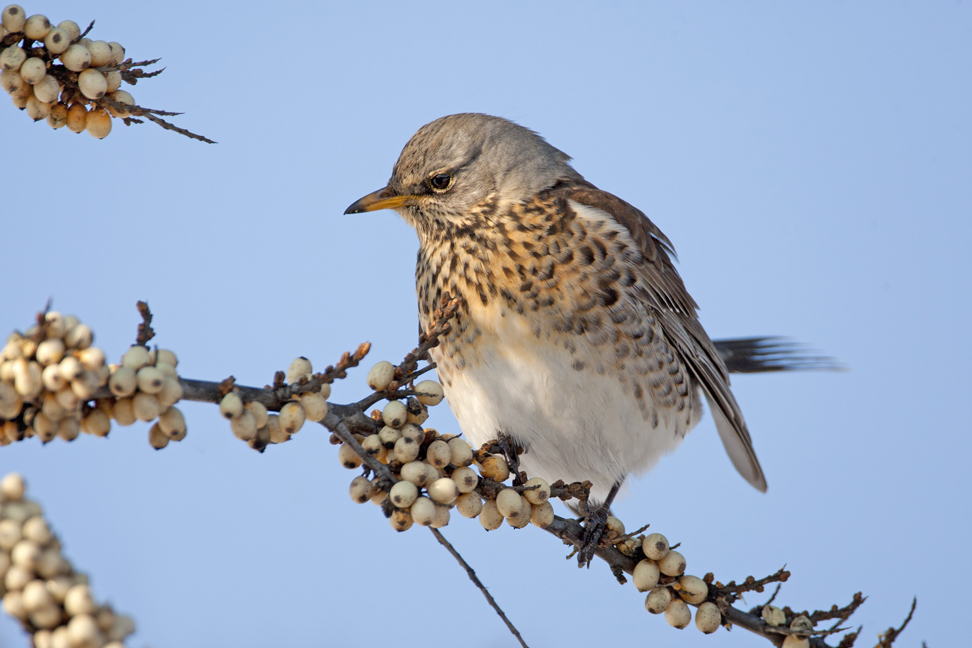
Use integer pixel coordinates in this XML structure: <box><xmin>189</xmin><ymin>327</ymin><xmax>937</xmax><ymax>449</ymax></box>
<box><xmin>2</xmin><ymin>2</ymin><xmax>970</xmax><ymax>647</ymax></box>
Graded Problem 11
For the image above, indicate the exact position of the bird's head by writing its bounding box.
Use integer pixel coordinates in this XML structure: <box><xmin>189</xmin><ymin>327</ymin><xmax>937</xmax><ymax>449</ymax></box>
<box><xmin>344</xmin><ymin>113</ymin><xmax>582</xmax><ymax>234</ymax></box>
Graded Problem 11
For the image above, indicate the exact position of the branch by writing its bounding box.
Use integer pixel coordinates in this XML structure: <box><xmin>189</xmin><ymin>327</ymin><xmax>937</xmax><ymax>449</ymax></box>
<box><xmin>430</xmin><ymin>528</ymin><xmax>529</xmax><ymax>648</ymax></box>
<box><xmin>0</xmin><ymin>302</ymin><xmax>919</xmax><ymax>648</ymax></box>
<box><xmin>875</xmin><ymin>599</ymin><xmax>916</xmax><ymax>648</ymax></box>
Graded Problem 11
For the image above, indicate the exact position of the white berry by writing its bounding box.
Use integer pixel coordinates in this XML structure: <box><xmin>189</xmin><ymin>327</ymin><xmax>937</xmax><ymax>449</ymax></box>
<box><xmin>410</xmin><ymin>496</ymin><xmax>436</xmax><ymax>526</ymax></box>
<box><xmin>119</xmin><ymin>348</ymin><xmax>150</xmax><ymax>372</ymax></box>
<box><xmin>1</xmin><ymin>5</ymin><xmax>25</xmax><ymax>32</ymax></box>
<box><xmin>762</xmin><ymin>604</ymin><xmax>786</xmax><ymax>627</ymax></box>
<box><xmin>381</xmin><ymin>400</ymin><xmax>407</xmax><ymax>428</ymax></box>
<box><xmin>60</xmin><ymin>44</ymin><xmax>91</xmax><ymax>72</ymax></box>
<box><xmin>658</xmin><ymin>550</ymin><xmax>686</xmax><ymax>577</ymax></box>
<box><xmin>148</xmin><ymin>423</ymin><xmax>169</xmax><ymax>449</ymax></box>
<box><xmin>456</xmin><ymin>492</ymin><xmax>483</xmax><ymax>518</ymax></box>
<box><xmin>23</xmin><ymin>14</ymin><xmax>50</xmax><ymax>40</ymax></box>
<box><xmin>219</xmin><ymin>392</ymin><xmax>243</xmax><ymax>419</ymax></box>
<box><xmin>389</xmin><ymin>481</ymin><xmax>418</xmax><ymax>509</ymax></box>
<box><xmin>0</xmin><ymin>45</ymin><xmax>25</xmax><ymax>71</ymax></box>
<box><xmin>348</xmin><ymin>476</ymin><xmax>372</xmax><ymax>503</ymax></box>
<box><xmin>136</xmin><ymin>366</ymin><xmax>165</xmax><ymax>394</ymax></box>
<box><xmin>87</xmin><ymin>40</ymin><xmax>111</xmax><ymax>67</ymax></box>
<box><xmin>18</xmin><ymin>57</ymin><xmax>45</xmax><ymax>84</ymax></box>
<box><xmin>35</xmin><ymin>341</ymin><xmax>64</xmax><ymax>368</ymax></box>
<box><xmin>478</xmin><ymin>500</ymin><xmax>504</xmax><ymax>530</ymax></box>
<box><xmin>298</xmin><ymin>391</ymin><xmax>328</xmax><ymax>422</ymax></box>
<box><xmin>279</xmin><ymin>402</ymin><xmax>305</xmax><ymax>434</ymax></box>
<box><xmin>425</xmin><ymin>439</ymin><xmax>451</xmax><ymax>468</ymax></box>
<box><xmin>414</xmin><ymin>380</ymin><xmax>444</xmax><ymax>406</ymax></box>
<box><xmin>64</xmin><ymin>584</ymin><xmax>96</xmax><ymax>615</ymax></box>
<box><xmin>57</xmin><ymin>20</ymin><xmax>80</xmax><ymax>40</ymax></box>
<box><xmin>427</xmin><ymin>477</ymin><xmax>458</xmax><ymax>505</ymax></box>
<box><xmin>393</xmin><ymin>436</ymin><xmax>420</xmax><ymax>463</ymax></box>
<box><xmin>451</xmin><ymin>466</ymin><xmax>479</xmax><ymax>493</ymax></box>
<box><xmin>286</xmin><ymin>356</ymin><xmax>312</xmax><ymax>384</ymax></box>
<box><xmin>645</xmin><ymin>586</ymin><xmax>672</xmax><ymax>614</ymax></box>
<box><xmin>677</xmin><ymin>574</ymin><xmax>708</xmax><ymax>604</ymax></box>
<box><xmin>108</xmin><ymin>42</ymin><xmax>125</xmax><ymax>65</ymax></box>
<box><xmin>230</xmin><ymin>410</ymin><xmax>257</xmax><ymax>441</ymax></box>
<box><xmin>400</xmin><ymin>461</ymin><xmax>437</xmax><ymax>488</ymax></box>
<box><xmin>158</xmin><ymin>406</ymin><xmax>186</xmax><ymax>438</ymax></box>
<box><xmin>366</xmin><ymin>361</ymin><xmax>395</xmax><ymax>391</ymax></box>
<box><xmin>695</xmin><ymin>601</ymin><xmax>721</xmax><ymax>634</ymax></box>
<box><xmin>338</xmin><ymin>443</ymin><xmax>362</xmax><ymax>469</ymax></box>
<box><xmin>633</xmin><ymin>559</ymin><xmax>661</xmax><ymax>592</ymax></box>
<box><xmin>43</xmin><ymin>27</ymin><xmax>70</xmax><ymax>54</ymax></box>
<box><xmin>522</xmin><ymin>477</ymin><xmax>550</xmax><ymax>505</ymax></box>
<box><xmin>0</xmin><ymin>471</ymin><xmax>25</xmax><ymax>500</ymax></box>
<box><xmin>665</xmin><ymin>598</ymin><xmax>691</xmax><ymax>629</ymax></box>
<box><xmin>447</xmin><ymin>437</ymin><xmax>473</xmax><ymax>466</ymax></box>
<box><xmin>643</xmin><ymin>532</ymin><xmax>669</xmax><ymax>560</ymax></box>
<box><xmin>530</xmin><ymin>501</ymin><xmax>555</xmax><ymax>527</ymax></box>
<box><xmin>782</xmin><ymin>637</ymin><xmax>810</xmax><ymax>648</ymax></box>
<box><xmin>78</xmin><ymin>68</ymin><xmax>107</xmax><ymax>100</ymax></box>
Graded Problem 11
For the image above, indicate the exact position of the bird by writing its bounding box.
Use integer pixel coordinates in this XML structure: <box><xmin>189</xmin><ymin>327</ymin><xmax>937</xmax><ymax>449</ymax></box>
<box><xmin>345</xmin><ymin>113</ymin><xmax>829</xmax><ymax>564</ymax></box>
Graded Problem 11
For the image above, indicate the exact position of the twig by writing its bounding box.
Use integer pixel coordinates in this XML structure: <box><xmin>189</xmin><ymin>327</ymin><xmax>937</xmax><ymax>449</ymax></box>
<box><xmin>78</xmin><ymin>20</ymin><xmax>95</xmax><ymax>40</ymax></box>
<box><xmin>322</xmin><ymin>411</ymin><xmax>395</xmax><ymax>485</ymax></box>
<box><xmin>144</xmin><ymin>114</ymin><xmax>216</xmax><ymax>144</ymax></box>
<box><xmin>430</xmin><ymin>528</ymin><xmax>529</xmax><ymax>648</ymax></box>
<box><xmin>718</xmin><ymin>567</ymin><xmax>791</xmax><ymax>597</ymax></box>
<box><xmin>761</xmin><ymin>583</ymin><xmax>782</xmax><ymax>608</ymax></box>
<box><xmin>135</xmin><ymin>301</ymin><xmax>154</xmax><ymax>346</ymax></box>
<box><xmin>875</xmin><ymin>598</ymin><xmax>916</xmax><ymax>648</ymax></box>
<box><xmin>397</xmin><ymin>294</ymin><xmax>460</xmax><ymax>377</ymax></box>
<box><xmin>809</xmin><ymin>592</ymin><xmax>867</xmax><ymax>625</ymax></box>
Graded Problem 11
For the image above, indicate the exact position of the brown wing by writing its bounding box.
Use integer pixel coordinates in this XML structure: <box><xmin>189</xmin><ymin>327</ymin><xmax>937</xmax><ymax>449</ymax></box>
<box><xmin>566</xmin><ymin>184</ymin><xmax>768</xmax><ymax>492</ymax></box>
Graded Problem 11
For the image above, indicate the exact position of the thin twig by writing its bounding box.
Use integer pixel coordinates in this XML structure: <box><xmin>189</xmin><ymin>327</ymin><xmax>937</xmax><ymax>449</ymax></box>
<box><xmin>78</xmin><ymin>20</ymin><xmax>95</xmax><ymax>40</ymax></box>
<box><xmin>719</xmin><ymin>567</ymin><xmax>791</xmax><ymax>597</ymax></box>
<box><xmin>875</xmin><ymin>598</ymin><xmax>916</xmax><ymax>648</ymax></box>
<box><xmin>810</xmin><ymin>592</ymin><xmax>867</xmax><ymax>626</ymax></box>
<box><xmin>322</xmin><ymin>411</ymin><xmax>395</xmax><ymax>485</ymax></box>
<box><xmin>430</xmin><ymin>528</ymin><xmax>529</xmax><ymax>648</ymax></box>
<box><xmin>144</xmin><ymin>114</ymin><xmax>216</xmax><ymax>144</ymax></box>
<box><xmin>135</xmin><ymin>301</ymin><xmax>154</xmax><ymax>346</ymax></box>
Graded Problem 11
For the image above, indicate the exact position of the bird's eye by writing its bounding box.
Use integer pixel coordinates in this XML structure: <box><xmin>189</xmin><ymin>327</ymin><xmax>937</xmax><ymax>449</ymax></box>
<box><xmin>429</xmin><ymin>172</ymin><xmax>452</xmax><ymax>192</ymax></box>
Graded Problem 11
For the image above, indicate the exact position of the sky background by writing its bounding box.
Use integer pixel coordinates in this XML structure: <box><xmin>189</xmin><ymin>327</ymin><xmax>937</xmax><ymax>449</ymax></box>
<box><xmin>2</xmin><ymin>1</ymin><xmax>970</xmax><ymax>647</ymax></box>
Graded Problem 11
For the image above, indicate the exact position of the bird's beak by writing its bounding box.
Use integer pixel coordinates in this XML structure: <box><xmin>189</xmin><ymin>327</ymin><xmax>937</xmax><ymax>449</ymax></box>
<box><xmin>343</xmin><ymin>187</ymin><xmax>417</xmax><ymax>214</ymax></box>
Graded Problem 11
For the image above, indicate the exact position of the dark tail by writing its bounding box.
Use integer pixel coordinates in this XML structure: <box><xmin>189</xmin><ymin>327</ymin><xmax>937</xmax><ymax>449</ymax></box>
<box><xmin>713</xmin><ymin>337</ymin><xmax>844</xmax><ymax>374</ymax></box>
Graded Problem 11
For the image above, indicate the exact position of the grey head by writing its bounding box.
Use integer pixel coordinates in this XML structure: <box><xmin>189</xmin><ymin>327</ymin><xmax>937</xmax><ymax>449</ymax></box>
<box><xmin>344</xmin><ymin>113</ymin><xmax>584</xmax><ymax>232</ymax></box>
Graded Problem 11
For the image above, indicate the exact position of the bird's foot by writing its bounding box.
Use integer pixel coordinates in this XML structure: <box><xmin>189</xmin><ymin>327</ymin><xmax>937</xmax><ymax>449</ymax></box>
<box><xmin>495</xmin><ymin>432</ymin><xmax>523</xmax><ymax>484</ymax></box>
<box><xmin>577</xmin><ymin>505</ymin><xmax>609</xmax><ymax>568</ymax></box>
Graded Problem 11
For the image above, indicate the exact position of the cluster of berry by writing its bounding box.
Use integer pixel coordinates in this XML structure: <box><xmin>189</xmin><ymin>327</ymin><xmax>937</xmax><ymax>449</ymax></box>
<box><xmin>0</xmin><ymin>311</ymin><xmax>186</xmax><ymax>449</ymax></box>
<box><xmin>1</xmin><ymin>4</ymin><xmax>134</xmax><ymax>137</ymax></box>
<box><xmin>218</xmin><ymin>357</ymin><xmax>332</xmax><ymax>450</ymax></box>
<box><xmin>0</xmin><ymin>473</ymin><xmax>137</xmax><ymax>648</ymax></box>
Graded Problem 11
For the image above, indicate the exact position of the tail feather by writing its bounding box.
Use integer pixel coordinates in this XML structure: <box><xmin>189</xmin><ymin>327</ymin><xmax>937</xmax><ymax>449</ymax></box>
<box><xmin>713</xmin><ymin>337</ymin><xmax>843</xmax><ymax>374</ymax></box>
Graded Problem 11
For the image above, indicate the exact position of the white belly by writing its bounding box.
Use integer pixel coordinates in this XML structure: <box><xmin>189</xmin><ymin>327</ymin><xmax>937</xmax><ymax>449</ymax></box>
<box><xmin>432</xmin><ymin>303</ymin><xmax>691</xmax><ymax>505</ymax></box>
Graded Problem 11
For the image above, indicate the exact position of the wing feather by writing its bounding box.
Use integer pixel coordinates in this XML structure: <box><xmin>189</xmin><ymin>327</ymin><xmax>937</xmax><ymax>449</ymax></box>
<box><xmin>565</xmin><ymin>184</ymin><xmax>767</xmax><ymax>492</ymax></box>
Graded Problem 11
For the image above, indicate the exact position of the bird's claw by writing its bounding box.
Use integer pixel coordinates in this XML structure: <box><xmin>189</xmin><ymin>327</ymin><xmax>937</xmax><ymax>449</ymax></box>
<box><xmin>496</xmin><ymin>432</ymin><xmax>523</xmax><ymax>484</ymax></box>
<box><xmin>577</xmin><ymin>506</ymin><xmax>609</xmax><ymax>568</ymax></box>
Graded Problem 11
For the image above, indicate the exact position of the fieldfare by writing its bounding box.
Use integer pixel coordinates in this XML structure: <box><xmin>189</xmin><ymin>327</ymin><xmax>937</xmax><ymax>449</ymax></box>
<box><xmin>346</xmin><ymin>113</ymin><xmax>828</xmax><ymax>564</ymax></box>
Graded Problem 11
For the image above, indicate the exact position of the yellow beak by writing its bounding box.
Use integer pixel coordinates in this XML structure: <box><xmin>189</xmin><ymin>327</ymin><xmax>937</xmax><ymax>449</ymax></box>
<box><xmin>344</xmin><ymin>188</ymin><xmax>417</xmax><ymax>214</ymax></box>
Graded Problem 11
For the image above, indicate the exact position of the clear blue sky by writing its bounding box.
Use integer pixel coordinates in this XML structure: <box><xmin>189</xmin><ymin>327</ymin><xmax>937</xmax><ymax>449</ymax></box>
<box><xmin>2</xmin><ymin>2</ymin><xmax>970</xmax><ymax>647</ymax></box>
